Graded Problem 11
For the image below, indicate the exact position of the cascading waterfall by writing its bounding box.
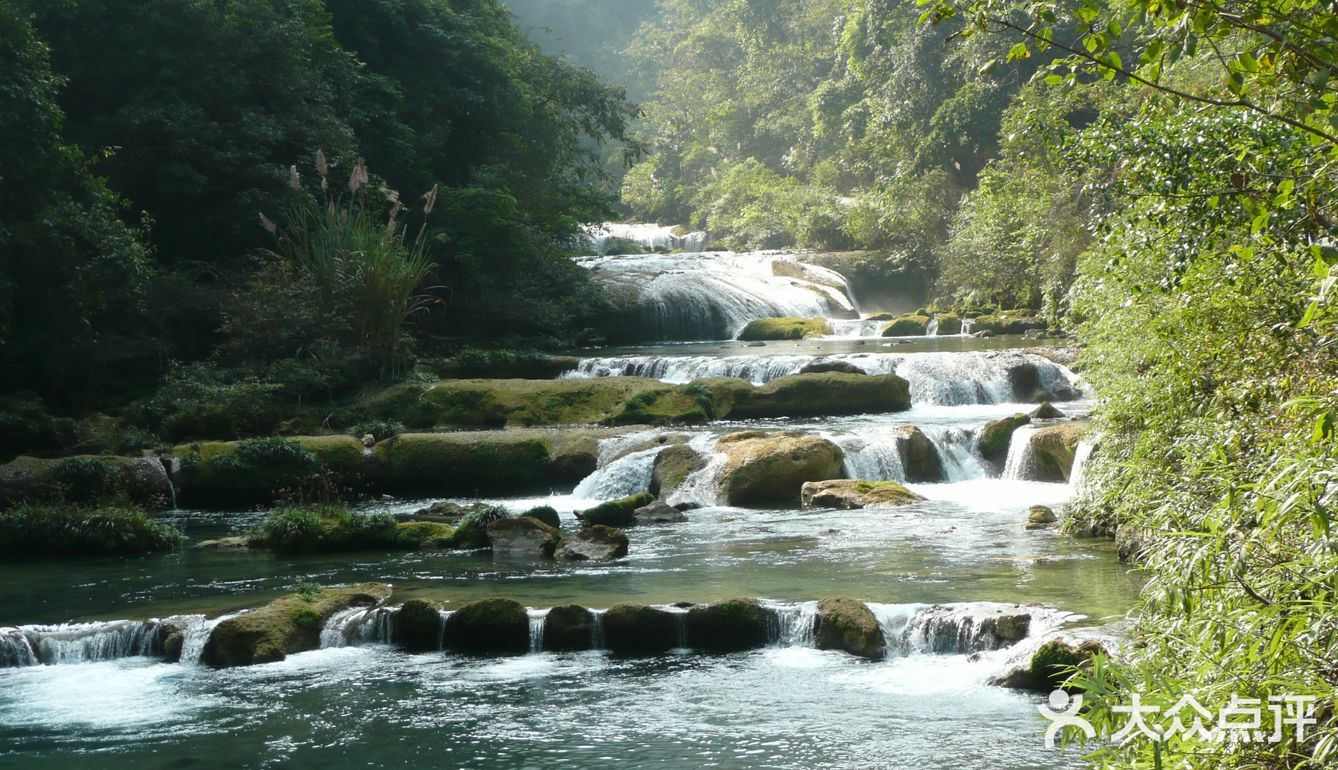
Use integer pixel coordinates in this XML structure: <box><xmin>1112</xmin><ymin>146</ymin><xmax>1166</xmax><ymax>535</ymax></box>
<box><xmin>528</xmin><ymin>609</ymin><xmax>549</xmax><ymax>653</ymax></box>
<box><xmin>581</xmin><ymin>223</ymin><xmax>709</xmax><ymax>256</ymax></box>
<box><xmin>564</xmin><ymin>351</ymin><xmax>1085</xmax><ymax>407</ymax></box>
<box><xmin>901</xmin><ymin>605</ymin><xmax>1032</xmax><ymax>655</ymax></box>
<box><xmin>1070</xmin><ymin>439</ymin><xmax>1097</xmax><ymax>490</ymax></box>
<box><xmin>0</xmin><ymin>618</ymin><xmax>203</xmax><ymax>666</ymax></box>
<box><xmin>319</xmin><ymin>607</ymin><xmax>398</xmax><ymax>649</ymax></box>
<box><xmin>576</xmin><ymin>252</ymin><xmax>859</xmax><ymax>341</ymax></box>
<box><xmin>867</xmin><ymin>603</ymin><xmax>922</xmax><ymax>658</ymax></box>
<box><xmin>766</xmin><ymin>601</ymin><xmax>819</xmax><ymax>647</ymax></box>
<box><xmin>827</xmin><ymin>318</ymin><xmax>888</xmax><ymax>338</ymax></box>
<box><xmin>572</xmin><ymin>447</ymin><xmax>663</xmax><ymax>500</ymax></box>
<box><xmin>832</xmin><ymin>429</ymin><xmax>908</xmax><ymax>482</ymax></box>
<box><xmin>590</xmin><ymin>609</ymin><xmax>607</xmax><ymax>650</ymax></box>
<box><xmin>1002</xmin><ymin>426</ymin><xmax>1039</xmax><ymax>481</ymax></box>
<box><xmin>924</xmin><ymin>427</ymin><xmax>986</xmax><ymax>481</ymax></box>
<box><xmin>925</xmin><ymin>318</ymin><xmax>940</xmax><ymax>336</ymax></box>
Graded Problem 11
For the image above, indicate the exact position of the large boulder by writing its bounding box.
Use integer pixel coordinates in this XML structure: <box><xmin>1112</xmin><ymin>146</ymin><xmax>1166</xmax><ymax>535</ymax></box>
<box><xmin>395</xmin><ymin>598</ymin><xmax>445</xmax><ymax>652</ymax></box>
<box><xmin>798</xmin><ymin>359</ymin><xmax>865</xmax><ymax>376</ymax></box>
<box><xmin>977</xmin><ymin>414</ymin><xmax>1031</xmax><ymax>465</ymax></box>
<box><xmin>716</xmin><ymin>432</ymin><xmax>844</xmax><ymax>506</ymax></box>
<box><xmin>800</xmin><ymin>480</ymin><xmax>924</xmax><ymax>510</ymax></box>
<box><xmin>726</xmin><ymin>373</ymin><xmax>911</xmax><ymax>419</ymax></box>
<box><xmin>737</xmin><ymin>317</ymin><xmax>832</xmax><ymax>341</ymax></box>
<box><xmin>991</xmin><ymin>638</ymin><xmax>1107</xmax><ymax>691</ymax></box>
<box><xmin>650</xmin><ymin>445</ymin><xmax>705</xmax><ymax>497</ymax></box>
<box><xmin>896</xmin><ymin>425</ymin><xmax>944</xmax><ymax>482</ymax></box>
<box><xmin>815</xmin><ymin>598</ymin><xmax>885</xmax><ymax>660</ymax></box>
<box><xmin>685</xmin><ymin>598</ymin><xmax>773</xmax><ymax>652</ymax></box>
<box><xmin>521</xmin><ymin>505</ymin><xmax>562</xmax><ymax>529</ymax></box>
<box><xmin>555</xmin><ymin>525</ymin><xmax>629</xmax><ymax>561</ymax></box>
<box><xmin>881</xmin><ymin>314</ymin><xmax>930</xmax><ymax>337</ymax></box>
<box><xmin>0</xmin><ymin>454</ymin><xmax>173</xmax><ymax>508</ymax></box>
<box><xmin>1031</xmin><ymin>402</ymin><xmax>1066</xmax><ymax>420</ymax></box>
<box><xmin>1029</xmin><ymin>425</ymin><xmax>1087</xmax><ymax>482</ymax></box>
<box><xmin>542</xmin><ymin>605</ymin><xmax>598</xmax><ymax>651</ymax></box>
<box><xmin>200</xmin><ymin>583</ymin><xmax>391</xmax><ymax>667</ymax></box>
<box><xmin>446</xmin><ymin>506</ymin><xmax>511</xmax><ymax>550</ymax></box>
<box><xmin>444</xmin><ymin>598</ymin><xmax>530</xmax><ymax>655</ymax></box>
<box><xmin>601</xmin><ymin>604</ymin><xmax>680</xmax><ymax>654</ymax></box>
<box><xmin>487</xmin><ymin>517</ymin><xmax>560</xmax><ymax>560</ymax></box>
<box><xmin>373</xmin><ymin>433</ymin><xmax>552</xmax><ymax>496</ymax></box>
<box><xmin>173</xmin><ymin>436</ymin><xmax>366</xmax><ymax>508</ymax></box>
<box><xmin>576</xmin><ymin>493</ymin><xmax>655</xmax><ymax>527</ymax></box>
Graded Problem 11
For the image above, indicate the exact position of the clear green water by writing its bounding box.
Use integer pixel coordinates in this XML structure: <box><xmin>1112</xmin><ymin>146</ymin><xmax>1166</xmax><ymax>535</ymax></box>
<box><xmin>0</xmin><ymin>339</ymin><xmax>1130</xmax><ymax>770</ymax></box>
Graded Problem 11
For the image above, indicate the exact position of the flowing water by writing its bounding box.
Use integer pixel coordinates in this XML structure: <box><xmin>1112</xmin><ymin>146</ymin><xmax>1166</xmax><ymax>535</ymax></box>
<box><xmin>0</xmin><ymin>260</ymin><xmax>1122</xmax><ymax>769</ymax></box>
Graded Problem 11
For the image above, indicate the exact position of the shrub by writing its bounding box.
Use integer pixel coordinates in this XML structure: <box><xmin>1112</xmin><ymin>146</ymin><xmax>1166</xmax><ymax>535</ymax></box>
<box><xmin>0</xmin><ymin>504</ymin><xmax>183</xmax><ymax>558</ymax></box>
<box><xmin>250</xmin><ymin>505</ymin><xmax>406</xmax><ymax>554</ymax></box>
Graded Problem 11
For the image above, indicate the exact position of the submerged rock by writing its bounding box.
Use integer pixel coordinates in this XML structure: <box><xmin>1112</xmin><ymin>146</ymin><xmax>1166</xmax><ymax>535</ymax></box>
<box><xmin>200</xmin><ymin>583</ymin><xmax>391</xmax><ymax>667</ymax></box>
<box><xmin>632</xmin><ymin>499</ymin><xmax>687</xmax><ymax>525</ymax></box>
<box><xmin>555</xmin><ymin>525</ymin><xmax>629</xmax><ymax>561</ymax></box>
<box><xmin>798</xmin><ymin>359</ymin><xmax>865</xmax><ymax>376</ymax></box>
<box><xmin>601</xmin><ymin>604</ymin><xmax>679</xmax><ymax>654</ymax></box>
<box><xmin>685</xmin><ymin>598</ymin><xmax>773</xmax><ymax>652</ymax></box>
<box><xmin>193</xmin><ymin>536</ymin><xmax>251</xmax><ymax>551</ymax></box>
<box><xmin>444</xmin><ymin>598</ymin><xmax>529</xmax><ymax>655</ymax></box>
<box><xmin>716</xmin><ymin>431</ymin><xmax>844</xmax><ymax>506</ymax></box>
<box><xmin>542</xmin><ymin>605</ymin><xmax>598</xmax><ymax>651</ymax></box>
<box><xmin>815</xmin><ymin>598</ymin><xmax>885</xmax><ymax>660</ymax></box>
<box><xmin>487</xmin><ymin>517</ymin><xmax>560</xmax><ymax>560</ymax></box>
<box><xmin>800</xmin><ymin>480</ymin><xmax>924</xmax><ymax>510</ymax></box>
<box><xmin>1026</xmin><ymin>506</ymin><xmax>1058</xmax><ymax>529</ymax></box>
<box><xmin>395</xmin><ymin>599</ymin><xmax>445</xmax><ymax>652</ymax></box>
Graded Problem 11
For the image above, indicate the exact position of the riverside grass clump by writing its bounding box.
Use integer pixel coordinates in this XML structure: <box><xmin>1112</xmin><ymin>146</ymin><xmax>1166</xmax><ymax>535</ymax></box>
<box><xmin>0</xmin><ymin>503</ymin><xmax>183</xmax><ymax>557</ymax></box>
<box><xmin>261</xmin><ymin>154</ymin><xmax>440</xmax><ymax>378</ymax></box>
<box><xmin>250</xmin><ymin>505</ymin><xmax>444</xmax><ymax>554</ymax></box>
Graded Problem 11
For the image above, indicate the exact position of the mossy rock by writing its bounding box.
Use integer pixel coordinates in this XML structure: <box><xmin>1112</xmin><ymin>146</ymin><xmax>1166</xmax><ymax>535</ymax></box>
<box><xmin>0</xmin><ymin>454</ymin><xmax>171</xmax><ymax>508</ymax></box>
<box><xmin>651</xmin><ymin>445</ymin><xmax>705</xmax><ymax>497</ymax></box>
<box><xmin>416</xmin><ymin>378</ymin><xmax>670</xmax><ymax>428</ymax></box>
<box><xmin>977</xmin><ymin>414</ymin><xmax>1031</xmax><ymax>464</ymax></box>
<box><xmin>727</xmin><ymin>373</ymin><xmax>910</xmax><ymax>419</ymax></box>
<box><xmin>542</xmin><ymin>604</ymin><xmax>597</xmax><ymax>651</ymax></box>
<box><xmin>800</xmin><ymin>480</ymin><xmax>925</xmax><ymax>510</ymax></box>
<box><xmin>1017</xmin><ymin>639</ymin><xmax>1106</xmax><ymax>691</ymax></box>
<box><xmin>815</xmin><ymin>597</ymin><xmax>885</xmax><ymax>660</ymax></box>
<box><xmin>447</xmin><ymin>506</ymin><xmax>511</xmax><ymax>550</ymax></box>
<box><xmin>396</xmin><ymin>520</ymin><xmax>456</xmax><ymax>548</ymax></box>
<box><xmin>685</xmin><ymin>598</ymin><xmax>772</xmax><ymax>652</ymax></box>
<box><xmin>487</xmin><ymin>516</ymin><xmax>560</xmax><ymax>560</ymax></box>
<box><xmin>521</xmin><ymin>505</ymin><xmax>561</xmax><ymax>529</ymax></box>
<box><xmin>395</xmin><ymin>598</ymin><xmax>444</xmax><ymax>652</ymax></box>
<box><xmin>1029</xmin><ymin>424</ymin><xmax>1087</xmax><ymax>482</ymax></box>
<box><xmin>1026</xmin><ymin>505</ymin><xmax>1058</xmax><ymax>530</ymax></box>
<box><xmin>1031</xmin><ymin>402</ymin><xmax>1066</xmax><ymax>420</ymax></box>
<box><xmin>576</xmin><ymin>493</ymin><xmax>656</xmax><ymax>527</ymax></box>
<box><xmin>933</xmin><ymin>313</ymin><xmax>963</xmax><ymax>335</ymax></box>
<box><xmin>547</xmin><ymin>432</ymin><xmax>603</xmax><ymax>484</ymax></box>
<box><xmin>737</xmin><ymin>317</ymin><xmax>832</xmax><ymax>341</ymax></box>
<box><xmin>608</xmin><ymin>388</ymin><xmax>712</xmax><ymax>425</ymax></box>
<box><xmin>373</xmin><ymin>433</ymin><xmax>552</xmax><ymax>496</ymax></box>
<box><xmin>896</xmin><ymin>425</ymin><xmax>944</xmax><ymax>482</ymax></box>
<box><xmin>200</xmin><ymin>583</ymin><xmax>392</xmax><ymax>667</ymax></box>
<box><xmin>444</xmin><ymin>598</ymin><xmax>530</xmax><ymax>655</ymax></box>
<box><xmin>881</xmin><ymin>314</ymin><xmax>930</xmax><ymax>336</ymax></box>
<box><xmin>601</xmin><ymin>604</ymin><xmax>680</xmax><ymax>655</ymax></box>
<box><xmin>555</xmin><ymin>525</ymin><xmax>629</xmax><ymax>561</ymax></box>
<box><xmin>717</xmin><ymin>432</ymin><xmax>844</xmax><ymax>506</ymax></box>
<box><xmin>971</xmin><ymin>314</ymin><xmax>1044</xmax><ymax>336</ymax></box>
<box><xmin>173</xmin><ymin>436</ymin><xmax>357</xmax><ymax>508</ymax></box>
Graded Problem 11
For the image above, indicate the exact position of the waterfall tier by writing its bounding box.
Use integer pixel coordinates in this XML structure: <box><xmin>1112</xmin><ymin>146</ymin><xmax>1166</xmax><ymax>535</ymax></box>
<box><xmin>577</xmin><ymin>251</ymin><xmax>859</xmax><ymax>341</ymax></box>
<box><xmin>581</xmin><ymin>223</ymin><xmax>709</xmax><ymax>256</ymax></box>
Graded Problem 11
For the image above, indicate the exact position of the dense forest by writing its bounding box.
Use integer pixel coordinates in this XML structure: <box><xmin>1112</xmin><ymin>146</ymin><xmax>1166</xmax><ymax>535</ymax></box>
<box><xmin>2</xmin><ymin>0</ymin><xmax>1337</xmax><ymax>767</ymax></box>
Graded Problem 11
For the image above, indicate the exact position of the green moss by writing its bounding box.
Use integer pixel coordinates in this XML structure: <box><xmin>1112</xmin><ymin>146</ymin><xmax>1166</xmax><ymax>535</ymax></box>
<box><xmin>728</xmin><ymin>373</ymin><xmax>911</xmax><ymax>418</ymax></box>
<box><xmin>934</xmin><ymin>313</ymin><xmax>963</xmax><ymax>334</ymax></box>
<box><xmin>977</xmin><ymin>414</ymin><xmax>1031</xmax><ymax>463</ymax></box>
<box><xmin>1028</xmin><ymin>640</ymin><xmax>1099</xmax><ymax>690</ymax></box>
<box><xmin>173</xmin><ymin>437</ymin><xmax>322</xmax><ymax>507</ymax></box>
<box><xmin>0</xmin><ymin>503</ymin><xmax>183</xmax><ymax>558</ymax></box>
<box><xmin>444</xmin><ymin>598</ymin><xmax>529</xmax><ymax>655</ymax></box>
<box><xmin>250</xmin><ymin>505</ymin><xmax>410</xmax><ymax>554</ymax></box>
<box><xmin>396</xmin><ymin>520</ymin><xmax>456</xmax><ymax>547</ymax></box>
<box><xmin>685</xmin><ymin>598</ymin><xmax>771</xmax><ymax>652</ymax></box>
<box><xmin>881</xmin><ymin>314</ymin><xmax>930</xmax><ymax>336</ymax></box>
<box><xmin>737</xmin><ymin>317</ymin><xmax>832</xmax><ymax>341</ymax></box>
<box><xmin>200</xmin><ymin>583</ymin><xmax>392</xmax><ymax>667</ymax></box>
<box><xmin>376</xmin><ymin>433</ymin><xmax>552</xmax><ymax>496</ymax></box>
<box><xmin>577</xmin><ymin>492</ymin><xmax>655</xmax><ymax>527</ymax></box>
<box><xmin>601</xmin><ymin>604</ymin><xmax>679</xmax><ymax>654</ymax></box>
<box><xmin>849</xmin><ymin>480</ymin><xmax>923</xmax><ymax>504</ymax></box>
<box><xmin>522</xmin><ymin>505</ymin><xmax>561</xmax><ymax>529</ymax></box>
<box><xmin>815</xmin><ymin>597</ymin><xmax>885</xmax><ymax>659</ymax></box>
<box><xmin>971</xmin><ymin>313</ymin><xmax>1043</xmax><ymax>335</ymax></box>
